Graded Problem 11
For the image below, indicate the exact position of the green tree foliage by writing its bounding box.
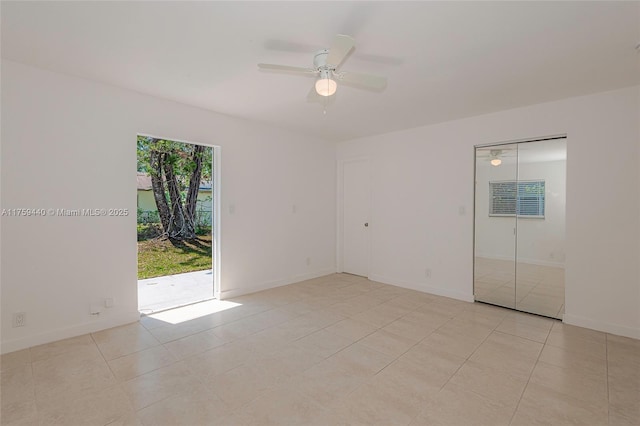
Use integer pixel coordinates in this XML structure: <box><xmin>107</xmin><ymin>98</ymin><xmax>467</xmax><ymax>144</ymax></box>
<box><xmin>137</xmin><ymin>136</ymin><xmax>213</xmax><ymax>240</ymax></box>
<box><xmin>137</xmin><ymin>137</ymin><xmax>212</xmax><ymax>182</ymax></box>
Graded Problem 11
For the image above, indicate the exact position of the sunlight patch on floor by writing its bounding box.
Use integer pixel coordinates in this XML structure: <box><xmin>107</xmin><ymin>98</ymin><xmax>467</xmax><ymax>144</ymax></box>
<box><xmin>146</xmin><ymin>299</ymin><xmax>241</xmax><ymax>325</ymax></box>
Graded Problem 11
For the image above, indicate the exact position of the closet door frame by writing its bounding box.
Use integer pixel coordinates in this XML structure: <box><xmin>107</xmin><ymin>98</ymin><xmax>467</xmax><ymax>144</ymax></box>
<box><xmin>473</xmin><ymin>134</ymin><xmax>567</xmax><ymax>319</ymax></box>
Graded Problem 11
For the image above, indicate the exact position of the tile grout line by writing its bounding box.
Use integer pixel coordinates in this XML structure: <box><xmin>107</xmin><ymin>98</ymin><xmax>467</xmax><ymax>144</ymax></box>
<box><xmin>406</xmin><ymin>309</ymin><xmax>508</xmax><ymax>425</ymax></box>
<box><xmin>507</xmin><ymin>321</ymin><xmax>552</xmax><ymax>425</ymax></box>
<box><xmin>439</xmin><ymin>312</ymin><xmax>507</xmax><ymax>390</ymax></box>
<box><xmin>87</xmin><ymin>332</ymin><xmax>140</xmax><ymax>417</ymax></box>
<box><xmin>209</xmin><ymin>278</ymin><xmax>387</xmax><ymax>417</ymax></box>
<box><xmin>491</xmin><ymin>325</ymin><xmax>554</xmax><ymax>345</ymax></box>
<box><xmin>308</xmin><ymin>298</ymin><xmax>440</xmax><ymax>417</ymax></box>
<box><xmin>404</xmin><ymin>311</ymin><xmax>474</xmax><ymax>426</ymax></box>
<box><xmin>28</xmin><ymin>348</ymin><xmax>39</xmax><ymax>423</ymax></box>
<box><xmin>291</xmin><ymin>294</ymin><xmax>446</xmax><ymax>408</ymax></box>
<box><xmin>14</xmin><ymin>276</ymin><xmax>629</xmax><ymax>425</ymax></box>
<box><xmin>137</xmin><ymin>282</ymin><xmax>349</xmax><ymax>422</ymax></box>
<box><xmin>374</xmin><ymin>297</ymin><xmax>473</xmax><ymax>372</ymax></box>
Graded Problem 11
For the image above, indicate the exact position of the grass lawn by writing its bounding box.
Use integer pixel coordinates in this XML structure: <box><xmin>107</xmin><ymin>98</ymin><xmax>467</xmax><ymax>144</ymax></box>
<box><xmin>137</xmin><ymin>235</ymin><xmax>212</xmax><ymax>279</ymax></box>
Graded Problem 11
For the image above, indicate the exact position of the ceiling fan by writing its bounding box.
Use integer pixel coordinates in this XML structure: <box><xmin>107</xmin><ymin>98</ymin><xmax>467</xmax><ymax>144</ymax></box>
<box><xmin>477</xmin><ymin>148</ymin><xmax>516</xmax><ymax>166</ymax></box>
<box><xmin>258</xmin><ymin>34</ymin><xmax>387</xmax><ymax>102</ymax></box>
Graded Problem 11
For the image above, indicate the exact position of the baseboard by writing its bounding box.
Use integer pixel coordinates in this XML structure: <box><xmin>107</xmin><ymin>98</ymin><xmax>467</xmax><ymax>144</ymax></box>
<box><xmin>220</xmin><ymin>268</ymin><xmax>337</xmax><ymax>299</ymax></box>
<box><xmin>368</xmin><ymin>274</ymin><xmax>475</xmax><ymax>303</ymax></box>
<box><xmin>563</xmin><ymin>313</ymin><xmax>640</xmax><ymax>340</ymax></box>
<box><xmin>0</xmin><ymin>311</ymin><xmax>140</xmax><ymax>355</ymax></box>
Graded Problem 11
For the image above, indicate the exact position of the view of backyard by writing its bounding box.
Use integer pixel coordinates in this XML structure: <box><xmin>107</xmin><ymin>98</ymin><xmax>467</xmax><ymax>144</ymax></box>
<box><xmin>137</xmin><ymin>232</ymin><xmax>212</xmax><ymax>279</ymax></box>
<box><xmin>137</xmin><ymin>208</ymin><xmax>213</xmax><ymax>279</ymax></box>
<box><xmin>137</xmin><ymin>136</ymin><xmax>215</xmax><ymax>311</ymax></box>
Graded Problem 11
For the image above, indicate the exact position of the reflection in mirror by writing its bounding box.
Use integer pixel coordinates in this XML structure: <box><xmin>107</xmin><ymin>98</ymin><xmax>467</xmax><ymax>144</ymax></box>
<box><xmin>474</xmin><ymin>144</ymin><xmax>518</xmax><ymax>309</ymax></box>
<box><xmin>515</xmin><ymin>139</ymin><xmax>566</xmax><ymax>319</ymax></box>
<box><xmin>473</xmin><ymin>138</ymin><xmax>566</xmax><ymax>320</ymax></box>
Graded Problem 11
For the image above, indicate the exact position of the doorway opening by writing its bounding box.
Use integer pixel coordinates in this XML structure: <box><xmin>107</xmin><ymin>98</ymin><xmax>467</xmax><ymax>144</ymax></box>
<box><xmin>136</xmin><ymin>135</ymin><xmax>221</xmax><ymax>314</ymax></box>
<box><xmin>339</xmin><ymin>158</ymin><xmax>371</xmax><ymax>277</ymax></box>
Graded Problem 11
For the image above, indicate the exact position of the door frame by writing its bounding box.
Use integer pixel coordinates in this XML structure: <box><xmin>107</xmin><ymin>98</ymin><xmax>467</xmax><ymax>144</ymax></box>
<box><xmin>212</xmin><ymin>145</ymin><xmax>222</xmax><ymax>299</ymax></box>
<box><xmin>337</xmin><ymin>157</ymin><xmax>371</xmax><ymax>277</ymax></box>
<box><xmin>137</xmin><ymin>133</ymin><xmax>222</xmax><ymax>301</ymax></box>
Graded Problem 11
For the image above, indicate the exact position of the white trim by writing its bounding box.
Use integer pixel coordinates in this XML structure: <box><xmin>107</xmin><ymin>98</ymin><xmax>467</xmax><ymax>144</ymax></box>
<box><xmin>213</xmin><ymin>146</ymin><xmax>222</xmax><ymax>300</ymax></box>
<box><xmin>475</xmin><ymin>134</ymin><xmax>567</xmax><ymax>148</ymax></box>
<box><xmin>369</xmin><ymin>274</ymin><xmax>475</xmax><ymax>303</ymax></box>
<box><xmin>0</xmin><ymin>312</ymin><xmax>140</xmax><ymax>355</ymax></box>
<box><xmin>137</xmin><ymin>133</ymin><xmax>213</xmax><ymax>150</ymax></box>
<box><xmin>220</xmin><ymin>269</ymin><xmax>336</xmax><ymax>300</ymax></box>
<box><xmin>563</xmin><ymin>313</ymin><xmax>640</xmax><ymax>340</ymax></box>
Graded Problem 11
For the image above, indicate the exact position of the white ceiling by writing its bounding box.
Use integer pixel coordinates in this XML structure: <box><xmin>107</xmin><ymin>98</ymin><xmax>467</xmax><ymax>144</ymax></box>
<box><xmin>2</xmin><ymin>1</ymin><xmax>639</xmax><ymax>142</ymax></box>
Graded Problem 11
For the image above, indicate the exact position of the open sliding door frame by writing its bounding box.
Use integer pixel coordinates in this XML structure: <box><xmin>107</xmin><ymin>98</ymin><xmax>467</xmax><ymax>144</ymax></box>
<box><xmin>138</xmin><ymin>133</ymin><xmax>222</xmax><ymax>301</ymax></box>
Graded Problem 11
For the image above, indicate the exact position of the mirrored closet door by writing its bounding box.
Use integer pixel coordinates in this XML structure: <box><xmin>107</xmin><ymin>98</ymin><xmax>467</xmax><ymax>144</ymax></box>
<box><xmin>474</xmin><ymin>138</ymin><xmax>566</xmax><ymax>319</ymax></box>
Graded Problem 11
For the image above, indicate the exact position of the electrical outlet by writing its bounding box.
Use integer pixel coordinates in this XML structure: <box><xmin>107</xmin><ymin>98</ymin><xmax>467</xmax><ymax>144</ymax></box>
<box><xmin>104</xmin><ymin>298</ymin><xmax>114</xmax><ymax>308</ymax></box>
<box><xmin>306</xmin><ymin>257</ymin><xmax>311</xmax><ymax>266</ymax></box>
<box><xmin>425</xmin><ymin>268</ymin><xmax>432</xmax><ymax>279</ymax></box>
<box><xmin>12</xmin><ymin>312</ymin><xmax>26</xmax><ymax>327</ymax></box>
<box><xmin>90</xmin><ymin>303</ymin><xmax>102</xmax><ymax>316</ymax></box>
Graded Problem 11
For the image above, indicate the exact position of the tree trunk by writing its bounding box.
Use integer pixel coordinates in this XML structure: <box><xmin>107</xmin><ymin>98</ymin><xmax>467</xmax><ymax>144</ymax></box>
<box><xmin>185</xmin><ymin>144</ymin><xmax>205</xmax><ymax>230</ymax></box>
<box><xmin>163</xmin><ymin>154</ymin><xmax>194</xmax><ymax>239</ymax></box>
<box><xmin>149</xmin><ymin>144</ymin><xmax>171</xmax><ymax>235</ymax></box>
<box><xmin>146</xmin><ymin>138</ymin><xmax>206</xmax><ymax>241</ymax></box>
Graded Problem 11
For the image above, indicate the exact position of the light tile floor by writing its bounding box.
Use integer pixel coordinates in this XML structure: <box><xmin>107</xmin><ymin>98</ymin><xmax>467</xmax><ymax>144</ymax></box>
<box><xmin>1</xmin><ymin>273</ymin><xmax>638</xmax><ymax>425</ymax></box>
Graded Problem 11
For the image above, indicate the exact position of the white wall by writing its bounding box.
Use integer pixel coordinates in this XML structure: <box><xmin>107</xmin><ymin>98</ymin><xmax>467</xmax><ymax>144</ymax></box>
<box><xmin>475</xmin><ymin>158</ymin><xmax>566</xmax><ymax>266</ymax></box>
<box><xmin>337</xmin><ymin>85</ymin><xmax>640</xmax><ymax>339</ymax></box>
<box><xmin>0</xmin><ymin>61</ymin><xmax>337</xmax><ymax>353</ymax></box>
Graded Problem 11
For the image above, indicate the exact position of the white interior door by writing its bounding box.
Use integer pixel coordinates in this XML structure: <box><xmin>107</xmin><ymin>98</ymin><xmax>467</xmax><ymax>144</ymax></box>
<box><xmin>342</xmin><ymin>159</ymin><xmax>370</xmax><ymax>277</ymax></box>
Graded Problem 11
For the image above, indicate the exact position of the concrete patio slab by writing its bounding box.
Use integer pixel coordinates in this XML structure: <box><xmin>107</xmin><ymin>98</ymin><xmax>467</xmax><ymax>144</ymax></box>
<box><xmin>138</xmin><ymin>269</ymin><xmax>214</xmax><ymax>314</ymax></box>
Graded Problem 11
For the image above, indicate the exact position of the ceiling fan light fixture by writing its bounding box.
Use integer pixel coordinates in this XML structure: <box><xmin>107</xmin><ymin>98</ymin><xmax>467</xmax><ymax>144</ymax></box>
<box><xmin>491</xmin><ymin>158</ymin><xmax>502</xmax><ymax>166</ymax></box>
<box><xmin>315</xmin><ymin>74</ymin><xmax>337</xmax><ymax>97</ymax></box>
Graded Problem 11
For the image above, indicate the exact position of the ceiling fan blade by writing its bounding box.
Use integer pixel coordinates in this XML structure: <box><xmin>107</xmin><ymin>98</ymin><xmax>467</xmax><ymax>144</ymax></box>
<box><xmin>326</xmin><ymin>34</ymin><xmax>355</xmax><ymax>68</ymax></box>
<box><xmin>258</xmin><ymin>63</ymin><xmax>317</xmax><ymax>75</ymax></box>
<box><xmin>354</xmin><ymin>52</ymin><xmax>404</xmax><ymax>66</ymax></box>
<box><xmin>263</xmin><ymin>39</ymin><xmax>321</xmax><ymax>53</ymax></box>
<box><xmin>338</xmin><ymin>71</ymin><xmax>387</xmax><ymax>90</ymax></box>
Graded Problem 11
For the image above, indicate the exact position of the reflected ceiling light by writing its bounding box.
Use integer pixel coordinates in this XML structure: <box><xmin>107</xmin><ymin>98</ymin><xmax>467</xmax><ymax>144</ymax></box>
<box><xmin>315</xmin><ymin>70</ymin><xmax>337</xmax><ymax>97</ymax></box>
<box><xmin>490</xmin><ymin>158</ymin><xmax>502</xmax><ymax>166</ymax></box>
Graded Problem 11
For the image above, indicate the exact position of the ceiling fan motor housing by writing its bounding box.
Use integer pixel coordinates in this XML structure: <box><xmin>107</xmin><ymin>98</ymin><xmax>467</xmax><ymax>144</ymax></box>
<box><xmin>313</xmin><ymin>49</ymin><xmax>332</xmax><ymax>70</ymax></box>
